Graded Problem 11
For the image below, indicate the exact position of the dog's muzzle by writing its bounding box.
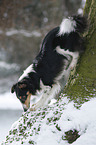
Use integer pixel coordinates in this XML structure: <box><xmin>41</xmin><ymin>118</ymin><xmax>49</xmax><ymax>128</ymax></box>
<box><xmin>22</xmin><ymin>92</ymin><xmax>31</xmax><ymax>111</ymax></box>
<box><xmin>22</xmin><ymin>104</ymin><xmax>29</xmax><ymax>112</ymax></box>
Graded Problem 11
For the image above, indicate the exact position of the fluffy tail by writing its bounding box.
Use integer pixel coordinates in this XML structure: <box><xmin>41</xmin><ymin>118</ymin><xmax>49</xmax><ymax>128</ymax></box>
<box><xmin>72</xmin><ymin>15</ymin><xmax>87</xmax><ymax>33</ymax></box>
<box><xmin>59</xmin><ymin>15</ymin><xmax>87</xmax><ymax>35</ymax></box>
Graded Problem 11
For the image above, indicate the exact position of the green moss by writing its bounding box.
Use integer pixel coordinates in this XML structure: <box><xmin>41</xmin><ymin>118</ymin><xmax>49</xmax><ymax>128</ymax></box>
<box><xmin>64</xmin><ymin>0</ymin><xmax>96</xmax><ymax>105</ymax></box>
<box><xmin>9</xmin><ymin>130</ymin><xmax>12</xmax><ymax>135</ymax></box>
<box><xmin>27</xmin><ymin>121</ymin><xmax>32</xmax><ymax>128</ymax></box>
<box><xmin>56</xmin><ymin>124</ymin><xmax>61</xmax><ymax>131</ymax></box>
<box><xmin>29</xmin><ymin>140</ymin><xmax>36</xmax><ymax>144</ymax></box>
<box><xmin>83</xmin><ymin>0</ymin><xmax>92</xmax><ymax>15</ymax></box>
<box><xmin>13</xmin><ymin>129</ymin><xmax>18</xmax><ymax>135</ymax></box>
<box><xmin>62</xmin><ymin>129</ymin><xmax>80</xmax><ymax>144</ymax></box>
<box><xmin>21</xmin><ymin>141</ymin><xmax>24</xmax><ymax>144</ymax></box>
<box><xmin>16</xmin><ymin>137</ymin><xmax>20</xmax><ymax>141</ymax></box>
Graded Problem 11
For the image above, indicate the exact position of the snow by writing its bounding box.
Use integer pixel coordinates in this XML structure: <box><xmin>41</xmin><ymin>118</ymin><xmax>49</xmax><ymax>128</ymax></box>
<box><xmin>1</xmin><ymin>96</ymin><xmax>96</xmax><ymax>145</ymax></box>
<box><xmin>0</xmin><ymin>92</ymin><xmax>22</xmax><ymax>110</ymax></box>
<box><xmin>82</xmin><ymin>0</ymin><xmax>86</xmax><ymax>8</ymax></box>
<box><xmin>0</xmin><ymin>61</ymin><xmax>20</xmax><ymax>71</ymax></box>
<box><xmin>78</xmin><ymin>8</ymin><xmax>83</xmax><ymax>15</ymax></box>
<box><xmin>0</xmin><ymin>29</ymin><xmax>41</xmax><ymax>37</ymax></box>
<box><xmin>77</xmin><ymin>0</ymin><xmax>86</xmax><ymax>15</ymax></box>
<box><xmin>6</xmin><ymin>29</ymin><xmax>41</xmax><ymax>37</ymax></box>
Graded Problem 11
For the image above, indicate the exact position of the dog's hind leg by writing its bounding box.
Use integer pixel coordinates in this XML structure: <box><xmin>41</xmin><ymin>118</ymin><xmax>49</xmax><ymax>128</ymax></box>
<box><xmin>30</xmin><ymin>83</ymin><xmax>61</xmax><ymax>111</ymax></box>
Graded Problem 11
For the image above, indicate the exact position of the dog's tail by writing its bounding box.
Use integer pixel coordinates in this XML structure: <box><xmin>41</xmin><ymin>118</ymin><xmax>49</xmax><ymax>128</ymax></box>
<box><xmin>59</xmin><ymin>15</ymin><xmax>87</xmax><ymax>35</ymax></box>
<box><xmin>72</xmin><ymin>15</ymin><xmax>87</xmax><ymax>33</ymax></box>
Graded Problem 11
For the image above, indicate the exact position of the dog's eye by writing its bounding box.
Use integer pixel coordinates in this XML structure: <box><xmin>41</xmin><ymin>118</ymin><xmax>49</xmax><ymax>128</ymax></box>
<box><xmin>19</xmin><ymin>96</ymin><xmax>22</xmax><ymax>99</ymax></box>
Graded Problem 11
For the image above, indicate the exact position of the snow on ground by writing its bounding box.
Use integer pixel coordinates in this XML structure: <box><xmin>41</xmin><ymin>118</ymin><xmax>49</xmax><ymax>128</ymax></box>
<box><xmin>0</xmin><ymin>110</ymin><xmax>22</xmax><ymax>143</ymax></box>
<box><xmin>1</xmin><ymin>96</ymin><xmax>96</xmax><ymax>145</ymax></box>
<box><xmin>0</xmin><ymin>92</ymin><xmax>23</xmax><ymax>142</ymax></box>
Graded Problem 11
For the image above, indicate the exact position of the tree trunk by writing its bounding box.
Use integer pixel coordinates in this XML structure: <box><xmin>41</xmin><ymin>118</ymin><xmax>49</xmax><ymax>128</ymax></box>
<box><xmin>64</xmin><ymin>0</ymin><xmax>96</xmax><ymax>106</ymax></box>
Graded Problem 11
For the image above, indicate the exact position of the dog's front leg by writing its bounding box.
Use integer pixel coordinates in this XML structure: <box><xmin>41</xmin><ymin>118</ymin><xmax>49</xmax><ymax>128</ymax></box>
<box><xmin>30</xmin><ymin>83</ymin><xmax>61</xmax><ymax>111</ymax></box>
<box><xmin>30</xmin><ymin>86</ymin><xmax>51</xmax><ymax>111</ymax></box>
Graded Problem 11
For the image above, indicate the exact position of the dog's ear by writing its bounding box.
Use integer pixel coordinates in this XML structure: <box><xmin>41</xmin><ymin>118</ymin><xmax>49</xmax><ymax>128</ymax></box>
<box><xmin>11</xmin><ymin>84</ymin><xmax>17</xmax><ymax>93</ymax></box>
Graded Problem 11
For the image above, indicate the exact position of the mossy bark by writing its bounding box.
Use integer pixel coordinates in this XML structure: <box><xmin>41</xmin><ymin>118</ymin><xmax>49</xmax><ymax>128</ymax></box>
<box><xmin>64</xmin><ymin>0</ymin><xmax>96</xmax><ymax>106</ymax></box>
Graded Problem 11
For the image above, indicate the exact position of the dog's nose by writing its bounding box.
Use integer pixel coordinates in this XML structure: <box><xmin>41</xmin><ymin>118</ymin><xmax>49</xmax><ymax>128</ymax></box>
<box><xmin>22</xmin><ymin>104</ymin><xmax>29</xmax><ymax>112</ymax></box>
<box><xmin>23</xmin><ymin>107</ymin><xmax>28</xmax><ymax>112</ymax></box>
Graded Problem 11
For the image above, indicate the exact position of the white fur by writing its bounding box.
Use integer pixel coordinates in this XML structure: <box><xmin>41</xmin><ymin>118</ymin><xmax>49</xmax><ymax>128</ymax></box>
<box><xmin>56</xmin><ymin>47</ymin><xmax>79</xmax><ymax>70</ymax></box>
<box><xmin>58</xmin><ymin>18</ymin><xmax>76</xmax><ymax>35</ymax></box>
<box><xmin>19</xmin><ymin>64</ymin><xmax>36</xmax><ymax>81</ymax></box>
<box><xmin>35</xmin><ymin>79</ymin><xmax>52</xmax><ymax>96</ymax></box>
<box><xmin>54</xmin><ymin>58</ymin><xmax>70</xmax><ymax>82</ymax></box>
<box><xmin>30</xmin><ymin>82</ymin><xmax>61</xmax><ymax>111</ymax></box>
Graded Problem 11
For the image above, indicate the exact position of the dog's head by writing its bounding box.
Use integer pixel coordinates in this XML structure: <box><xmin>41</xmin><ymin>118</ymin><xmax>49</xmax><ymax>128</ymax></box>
<box><xmin>11</xmin><ymin>80</ymin><xmax>32</xmax><ymax>111</ymax></box>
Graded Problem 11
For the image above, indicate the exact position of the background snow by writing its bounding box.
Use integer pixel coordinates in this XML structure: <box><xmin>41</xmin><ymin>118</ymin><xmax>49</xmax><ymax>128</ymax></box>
<box><xmin>0</xmin><ymin>92</ymin><xmax>22</xmax><ymax>110</ymax></box>
<box><xmin>0</xmin><ymin>92</ymin><xmax>22</xmax><ymax>142</ymax></box>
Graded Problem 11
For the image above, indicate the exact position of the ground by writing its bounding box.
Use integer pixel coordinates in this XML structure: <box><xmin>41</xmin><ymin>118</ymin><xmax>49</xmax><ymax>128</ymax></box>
<box><xmin>1</xmin><ymin>93</ymin><xmax>96</xmax><ymax>145</ymax></box>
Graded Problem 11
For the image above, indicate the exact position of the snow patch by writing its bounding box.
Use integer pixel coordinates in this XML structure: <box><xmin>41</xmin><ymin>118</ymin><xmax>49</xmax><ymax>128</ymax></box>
<box><xmin>1</xmin><ymin>97</ymin><xmax>96</xmax><ymax>145</ymax></box>
<box><xmin>0</xmin><ymin>61</ymin><xmax>20</xmax><ymax>71</ymax></box>
<box><xmin>6</xmin><ymin>29</ymin><xmax>41</xmax><ymax>37</ymax></box>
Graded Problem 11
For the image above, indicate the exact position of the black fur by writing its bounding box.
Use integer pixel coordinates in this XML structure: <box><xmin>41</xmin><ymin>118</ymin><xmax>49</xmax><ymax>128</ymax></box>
<box><xmin>11</xmin><ymin>15</ymin><xmax>87</xmax><ymax>111</ymax></box>
<box><xmin>33</xmin><ymin>27</ymin><xmax>66</xmax><ymax>86</ymax></box>
<box><xmin>11</xmin><ymin>72</ymin><xmax>40</xmax><ymax>103</ymax></box>
<box><xmin>72</xmin><ymin>15</ymin><xmax>87</xmax><ymax>33</ymax></box>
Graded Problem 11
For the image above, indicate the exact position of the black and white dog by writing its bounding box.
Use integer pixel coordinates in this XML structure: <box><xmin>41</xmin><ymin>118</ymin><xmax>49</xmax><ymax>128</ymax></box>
<box><xmin>11</xmin><ymin>15</ymin><xmax>87</xmax><ymax>111</ymax></box>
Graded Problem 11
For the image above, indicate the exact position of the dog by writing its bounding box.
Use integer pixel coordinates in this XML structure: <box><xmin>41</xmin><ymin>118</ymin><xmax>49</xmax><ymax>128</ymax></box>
<box><xmin>11</xmin><ymin>15</ymin><xmax>87</xmax><ymax>111</ymax></box>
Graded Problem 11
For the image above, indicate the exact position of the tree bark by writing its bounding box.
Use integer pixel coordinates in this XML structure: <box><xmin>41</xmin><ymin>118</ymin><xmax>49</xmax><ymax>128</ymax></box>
<box><xmin>64</xmin><ymin>0</ymin><xmax>96</xmax><ymax>106</ymax></box>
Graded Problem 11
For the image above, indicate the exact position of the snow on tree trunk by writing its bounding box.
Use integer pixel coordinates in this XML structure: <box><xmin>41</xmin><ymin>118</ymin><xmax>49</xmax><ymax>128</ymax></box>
<box><xmin>64</xmin><ymin>0</ymin><xmax>96</xmax><ymax>106</ymax></box>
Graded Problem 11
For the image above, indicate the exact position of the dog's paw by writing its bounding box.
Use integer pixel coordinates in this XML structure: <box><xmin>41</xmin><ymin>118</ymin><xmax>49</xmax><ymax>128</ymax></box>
<box><xmin>30</xmin><ymin>104</ymin><xmax>37</xmax><ymax>111</ymax></box>
<box><xmin>30</xmin><ymin>107</ymin><xmax>36</xmax><ymax>111</ymax></box>
<box><xmin>30</xmin><ymin>103</ymin><xmax>41</xmax><ymax>111</ymax></box>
